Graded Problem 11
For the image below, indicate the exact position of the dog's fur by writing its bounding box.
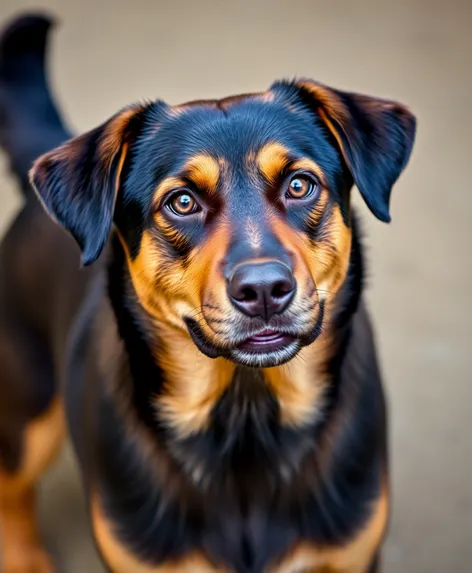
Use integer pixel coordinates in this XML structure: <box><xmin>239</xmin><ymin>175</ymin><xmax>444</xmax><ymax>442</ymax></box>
<box><xmin>0</xmin><ymin>14</ymin><xmax>416</xmax><ymax>573</ymax></box>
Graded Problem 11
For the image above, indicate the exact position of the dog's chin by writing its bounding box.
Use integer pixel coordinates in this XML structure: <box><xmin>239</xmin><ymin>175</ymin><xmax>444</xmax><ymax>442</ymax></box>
<box><xmin>184</xmin><ymin>309</ymin><xmax>324</xmax><ymax>368</ymax></box>
<box><xmin>227</xmin><ymin>340</ymin><xmax>301</xmax><ymax>367</ymax></box>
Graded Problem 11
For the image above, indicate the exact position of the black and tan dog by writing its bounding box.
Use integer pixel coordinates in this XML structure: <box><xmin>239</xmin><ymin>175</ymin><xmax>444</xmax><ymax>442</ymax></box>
<box><xmin>0</xmin><ymin>13</ymin><xmax>416</xmax><ymax>573</ymax></box>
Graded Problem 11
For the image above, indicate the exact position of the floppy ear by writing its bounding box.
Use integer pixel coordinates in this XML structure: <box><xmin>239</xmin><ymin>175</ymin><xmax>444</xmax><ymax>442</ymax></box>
<box><xmin>30</xmin><ymin>104</ymin><xmax>145</xmax><ymax>265</ymax></box>
<box><xmin>285</xmin><ymin>80</ymin><xmax>416</xmax><ymax>222</ymax></box>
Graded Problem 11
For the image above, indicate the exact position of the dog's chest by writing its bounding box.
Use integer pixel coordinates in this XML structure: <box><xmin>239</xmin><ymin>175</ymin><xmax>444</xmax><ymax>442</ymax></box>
<box><xmin>91</xmin><ymin>371</ymin><xmax>386</xmax><ymax>573</ymax></box>
<box><xmin>92</xmin><ymin>486</ymin><xmax>387</xmax><ymax>573</ymax></box>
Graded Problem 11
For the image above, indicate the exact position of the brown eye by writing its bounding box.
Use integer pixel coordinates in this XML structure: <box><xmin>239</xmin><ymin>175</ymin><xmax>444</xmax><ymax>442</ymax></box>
<box><xmin>287</xmin><ymin>174</ymin><xmax>318</xmax><ymax>200</ymax></box>
<box><xmin>166</xmin><ymin>191</ymin><xmax>199</xmax><ymax>216</ymax></box>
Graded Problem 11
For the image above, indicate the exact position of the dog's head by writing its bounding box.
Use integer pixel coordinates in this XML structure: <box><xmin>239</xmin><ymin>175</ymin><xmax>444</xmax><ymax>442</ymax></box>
<box><xmin>31</xmin><ymin>80</ymin><xmax>415</xmax><ymax>368</ymax></box>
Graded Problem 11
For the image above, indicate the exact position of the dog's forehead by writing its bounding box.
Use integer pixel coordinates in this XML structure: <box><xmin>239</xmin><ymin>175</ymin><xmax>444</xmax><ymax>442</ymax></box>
<box><xmin>148</xmin><ymin>96</ymin><xmax>328</xmax><ymax>168</ymax></box>
<box><xmin>129</xmin><ymin>93</ymin><xmax>344</xmax><ymax>200</ymax></box>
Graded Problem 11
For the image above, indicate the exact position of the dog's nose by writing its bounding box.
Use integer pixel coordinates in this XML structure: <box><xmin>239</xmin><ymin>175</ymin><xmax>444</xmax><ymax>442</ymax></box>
<box><xmin>228</xmin><ymin>261</ymin><xmax>296</xmax><ymax>321</ymax></box>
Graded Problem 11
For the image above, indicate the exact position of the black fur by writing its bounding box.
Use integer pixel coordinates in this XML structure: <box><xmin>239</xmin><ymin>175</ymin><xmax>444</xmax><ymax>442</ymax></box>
<box><xmin>272</xmin><ymin>80</ymin><xmax>416</xmax><ymax>222</ymax></box>
<box><xmin>0</xmin><ymin>14</ymin><xmax>71</xmax><ymax>196</ymax></box>
<box><xmin>86</xmin><ymin>228</ymin><xmax>385</xmax><ymax>573</ymax></box>
<box><xmin>0</xmin><ymin>13</ymin><xmax>415</xmax><ymax>573</ymax></box>
<box><xmin>31</xmin><ymin>79</ymin><xmax>415</xmax><ymax>269</ymax></box>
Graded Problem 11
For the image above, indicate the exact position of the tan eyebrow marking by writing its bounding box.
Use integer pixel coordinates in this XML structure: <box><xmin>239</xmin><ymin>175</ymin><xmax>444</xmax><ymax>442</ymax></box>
<box><xmin>152</xmin><ymin>154</ymin><xmax>222</xmax><ymax>208</ymax></box>
<box><xmin>184</xmin><ymin>154</ymin><xmax>221</xmax><ymax>194</ymax></box>
<box><xmin>255</xmin><ymin>143</ymin><xmax>327</xmax><ymax>187</ymax></box>
<box><xmin>255</xmin><ymin>142</ymin><xmax>290</xmax><ymax>185</ymax></box>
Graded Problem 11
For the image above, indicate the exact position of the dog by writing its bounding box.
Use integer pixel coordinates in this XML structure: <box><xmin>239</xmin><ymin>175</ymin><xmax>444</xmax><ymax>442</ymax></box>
<box><xmin>0</xmin><ymin>13</ymin><xmax>416</xmax><ymax>573</ymax></box>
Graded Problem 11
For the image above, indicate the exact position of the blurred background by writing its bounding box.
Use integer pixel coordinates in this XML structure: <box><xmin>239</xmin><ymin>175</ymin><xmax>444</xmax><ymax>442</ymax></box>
<box><xmin>0</xmin><ymin>0</ymin><xmax>470</xmax><ymax>571</ymax></box>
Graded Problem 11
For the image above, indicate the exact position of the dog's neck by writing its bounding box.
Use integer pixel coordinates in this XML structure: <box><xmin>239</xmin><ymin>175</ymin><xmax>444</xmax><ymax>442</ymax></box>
<box><xmin>107</xmin><ymin>223</ymin><xmax>363</xmax><ymax>491</ymax></box>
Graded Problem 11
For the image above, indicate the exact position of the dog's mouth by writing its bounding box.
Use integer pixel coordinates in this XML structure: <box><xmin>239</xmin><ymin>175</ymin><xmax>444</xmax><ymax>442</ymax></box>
<box><xmin>238</xmin><ymin>329</ymin><xmax>296</xmax><ymax>352</ymax></box>
<box><xmin>184</xmin><ymin>305</ymin><xmax>324</xmax><ymax>368</ymax></box>
<box><xmin>232</xmin><ymin>328</ymin><xmax>300</xmax><ymax>367</ymax></box>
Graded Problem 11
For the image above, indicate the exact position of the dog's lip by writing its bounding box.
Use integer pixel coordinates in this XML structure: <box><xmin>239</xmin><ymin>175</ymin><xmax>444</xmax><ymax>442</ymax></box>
<box><xmin>238</xmin><ymin>329</ymin><xmax>296</xmax><ymax>352</ymax></box>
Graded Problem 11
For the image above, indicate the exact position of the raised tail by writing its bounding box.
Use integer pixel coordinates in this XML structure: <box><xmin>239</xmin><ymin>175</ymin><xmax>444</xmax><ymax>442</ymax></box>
<box><xmin>0</xmin><ymin>13</ymin><xmax>71</xmax><ymax>198</ymax></box>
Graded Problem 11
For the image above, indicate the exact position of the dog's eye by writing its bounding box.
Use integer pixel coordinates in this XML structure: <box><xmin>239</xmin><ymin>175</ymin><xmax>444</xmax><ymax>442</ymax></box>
<box><xmin>286</xmin><ymin>174</ymin><xmax>319</xmax><ymax>200</ymax></box>
<box><xmin>166</xmin><ymin>191</ymin><xmax>200</xmax><ymax>216</ymax></box>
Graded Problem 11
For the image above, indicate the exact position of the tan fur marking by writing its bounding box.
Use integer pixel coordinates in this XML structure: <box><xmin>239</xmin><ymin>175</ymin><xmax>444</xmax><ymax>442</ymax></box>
<box><xmin>295</xmin><ymin>81</ymin><xmax>359</xmax><ymax>180</ymax></box>
<box><xmin>263</xmin><ymin>342</ymin><xmax>328</xmax><ymax>428</ymax></box>
<box><xmin>0</xmin><ymin>398</ymin><xmax>64</xmax><ymax>498</ymax></box>
<box><xmin>261</xmin><ymin>203</ymin><xmax>334</xmax><ymax>426</ymax></box>
<box><xmin>260</xmin><ymin>203</ymin><xmax>352</xmax><ymax>429</ymax></box>
<box><xmin>0</xmin><ymin>489</ymin><xmax>55</xmax><ymax>573</ymax></box>
<box><xmin>115</xmin><ymin>142</ymin><xmax>129</xmax><ymax>193</ymax></box>
<box><xmin>270</xmin><ymin>203</ymin><xmax>351</xmax><ymax>302</ymax></box>
<box><xmin>0</xmin><ymin>398</ymin><xmax>64</xmax><ymax>573</ymax></box>
<box><xmin>30</xmin><ymin>106</ymin><xmax>138</xmax><ymax>216</ymax></box>
<box><xmin>316</xmin><ymin>205</ymin><xmax>352</xmax><ymax>298</ymax></box>
<box><xmin>118</xmin><ymin>231</ymin><xmax>163</xmax><ymax>320</ymax></box>
<box><xmin>91</xmin><ymin>494</ymin><xmax>226</xmax><ymax>572</ymax></box>
<box><xmin>156</xmin><ymin>337</ymin><xmax>235</xmax><ymax>436</ymax></box>
<box><xmin>118</xmin><ymin>220</ymin><xmax>235</xmax><ymax>438</ymax></box>
<box><xmin>119</xmin><ymin>218</ymin><xmax>229</xmax><ymax>326</ymax></box>
<box><xmin>297</xmin><ymin>82</ymin><xmax>349</xmax><ymax>125</ymax></box>
<box><xmin>271</xmin><ymin>489</ymin><xmax>388</xmax><ymax>573</ymax></box>
<box><xmin>185</xmin><ymin>154</ymin><xmax>220</xmax><ymax>193</ymax></box>
<box><xmin>91</xmin><ymin>487</ymin><xmax>387</xmax><ymax>573</ymax></box>
<box><xmin>256</xmin><ymin>143</ymin><xmax>290</xmax><ymax>184</ymax></box>
<box><xmin>316</xmin><ymin>108</ymin><xmax>351</xmax><ymax>173</ymax></box>
<box><xmin>99</xmin><ymin>105</ymin><xmax>143</xmax><ymax>170</ymax></box>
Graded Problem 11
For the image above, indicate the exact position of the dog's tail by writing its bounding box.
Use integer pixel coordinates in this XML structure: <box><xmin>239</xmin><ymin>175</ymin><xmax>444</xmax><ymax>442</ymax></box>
<box><xmin>0</xmin><ymin>13</ymin><xmax>71</xmax><ymax>199</ymax></box>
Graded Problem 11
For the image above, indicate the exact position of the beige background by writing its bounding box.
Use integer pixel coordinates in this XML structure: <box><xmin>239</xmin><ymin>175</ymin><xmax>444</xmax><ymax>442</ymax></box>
<box><xmin>0</xmin><ymin>0</ymin><xmax>471</xmax><ymax>571</ymax></box>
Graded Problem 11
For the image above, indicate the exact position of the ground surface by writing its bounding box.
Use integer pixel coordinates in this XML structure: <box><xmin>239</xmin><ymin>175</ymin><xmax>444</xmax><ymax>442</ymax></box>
<box><xmin>0</xmin><ymin>1</ymin><xmax>470</xmax><ymax>571</ymax></box>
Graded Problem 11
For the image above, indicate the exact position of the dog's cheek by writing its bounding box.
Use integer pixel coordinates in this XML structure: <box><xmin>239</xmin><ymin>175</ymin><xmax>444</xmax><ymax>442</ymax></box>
<box><xmin>270</xmin><ymin>202</ymin><xmax>351</xmax><ymax>307</ymax></box>
<box><xmin>120</xmin><ymin>230</ymin><xmax>181</xmax><ymax>322</ymax></box>
<box><xmin>183</xmin><ymin>221</ymin><xmax>233</xmax><ymax>322</ymax></box>
<box><xmin>308</xmin><ymin>205</ymin><xmax>352</xmax><ymax>302</ymax></box>
<box><xmin>268</xmin><ymin>215</ymin><xmax>316</xmax><ymax>304</ymax></box>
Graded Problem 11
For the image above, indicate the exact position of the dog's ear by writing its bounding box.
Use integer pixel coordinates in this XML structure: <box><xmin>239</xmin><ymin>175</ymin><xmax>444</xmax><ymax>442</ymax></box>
<box><xmin>30</xmin><ymin>104</ymin><xmax>146</xmax><ymax>265</ymax></box>
<box><xmin>279</xmin><ymin>80</ymin><xmax>417</xmax><ymax>222</ymax></box>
